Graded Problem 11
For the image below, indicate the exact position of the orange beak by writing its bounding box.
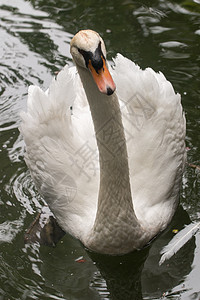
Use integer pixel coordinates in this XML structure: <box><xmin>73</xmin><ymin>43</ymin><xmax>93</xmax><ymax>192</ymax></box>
<box><xmin>88</xmin><ymin>56</ymin><xmax>116</xmax><ymax>95</ymax></box>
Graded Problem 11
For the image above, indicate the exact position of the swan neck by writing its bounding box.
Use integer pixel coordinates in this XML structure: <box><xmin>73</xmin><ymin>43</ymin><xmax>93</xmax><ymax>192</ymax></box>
<box><xmin>76</xmin><ymin>65</ymin><xmax>141</xmax><ymax>253</ymax></box>
<box><xmin>77</xmin><ymin>64</ymin><xmax>132</xmax><ymax>190</ymax></box>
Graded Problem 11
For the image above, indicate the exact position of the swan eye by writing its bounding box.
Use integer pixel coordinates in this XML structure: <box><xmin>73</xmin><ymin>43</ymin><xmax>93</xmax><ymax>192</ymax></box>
<box><xmin>78</xmin><ymin>48</ymin><xmax>91</xmax><ymax>68</ymax></box>
<box><xmin>78</xmin><ymin>48</ymin><xmax>86</xmax><ymax>56</ymax></box>
<box><xmin>78</xmin><ymin>42</ymin><xmax>104</xmax><ymax>72</ymax></box>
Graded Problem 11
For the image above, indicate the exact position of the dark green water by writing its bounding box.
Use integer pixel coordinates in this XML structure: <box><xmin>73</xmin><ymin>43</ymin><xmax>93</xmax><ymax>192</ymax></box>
<box><xmin>0</xmin><ymin>0</ymin><xmax>199</xmax><ymax>299</ymax></box>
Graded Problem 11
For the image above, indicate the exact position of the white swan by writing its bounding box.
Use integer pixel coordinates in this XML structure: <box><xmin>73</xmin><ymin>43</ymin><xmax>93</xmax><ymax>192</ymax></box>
<box><xmin>20</xmin><ymin>30</ymin><xmax>186</xmax><ymax>255</ymax></box>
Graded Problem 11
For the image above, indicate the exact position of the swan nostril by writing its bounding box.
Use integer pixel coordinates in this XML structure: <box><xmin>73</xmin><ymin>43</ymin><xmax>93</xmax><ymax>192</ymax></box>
<box><xmin>107</xmin><ymin>87</ymin><xmax>114</xmax><ymax>96</ymax></box>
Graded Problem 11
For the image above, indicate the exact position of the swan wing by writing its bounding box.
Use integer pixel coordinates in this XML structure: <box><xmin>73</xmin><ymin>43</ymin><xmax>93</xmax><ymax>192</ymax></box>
<box><xmin>20</xmin><ymin>65</ymin><xmax>99</xmax><ymax>239</ymax></box>
<box><xmin>112</xmin><ymin>54</ymin><xmax>186</xmax><ymax>233</ymax></box>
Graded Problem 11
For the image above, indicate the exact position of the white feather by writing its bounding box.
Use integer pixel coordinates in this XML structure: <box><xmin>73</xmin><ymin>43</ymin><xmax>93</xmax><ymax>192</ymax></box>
<box><xmin>159</xmin><ymin>221</ymin><xmax>200</xmax><ymax>265</ymax></box>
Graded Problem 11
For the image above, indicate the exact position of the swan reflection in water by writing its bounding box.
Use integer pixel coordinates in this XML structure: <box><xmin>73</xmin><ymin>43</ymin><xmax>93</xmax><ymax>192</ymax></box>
<box><xmin>25</xmin><ymin>205</ymin><xmax>194</xmax><ymax>299</ymax></box>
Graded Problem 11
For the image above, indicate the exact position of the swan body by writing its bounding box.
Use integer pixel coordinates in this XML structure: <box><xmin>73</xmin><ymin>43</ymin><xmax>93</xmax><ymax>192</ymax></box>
<box><xmin>20</xmin><ymin>30</ymin><xmax>186</xmax><ymax>254</ymax></box>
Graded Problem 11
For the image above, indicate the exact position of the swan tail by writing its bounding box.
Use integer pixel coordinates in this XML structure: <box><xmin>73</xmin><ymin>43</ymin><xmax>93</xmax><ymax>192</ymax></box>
<box><xmin>159</xmin><ymin>221</ymin><xmax>200</xmax><ymax>265</ymax></box>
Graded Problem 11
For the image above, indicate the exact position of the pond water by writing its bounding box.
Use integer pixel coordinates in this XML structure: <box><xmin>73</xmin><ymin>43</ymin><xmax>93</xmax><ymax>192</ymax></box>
<box><xmin>0</xmin><ymin>0</ymin><xmax>200</xmax><ymax>299</ymax></box>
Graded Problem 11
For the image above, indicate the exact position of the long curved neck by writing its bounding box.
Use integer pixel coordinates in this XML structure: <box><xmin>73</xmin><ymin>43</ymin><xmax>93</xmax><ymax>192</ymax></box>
<box><xmin>76</xmin><ymin>64</ymin><xmax>142</xmax><ymax>253</ymax></box>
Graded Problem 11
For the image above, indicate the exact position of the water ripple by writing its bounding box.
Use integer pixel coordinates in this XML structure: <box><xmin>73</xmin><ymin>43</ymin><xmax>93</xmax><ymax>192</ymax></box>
<box><xmin>0</xmin><ymin>210</ymin><xmax>26</xmax><ymax>243</ymax></box>
<box><xmin>0</xmin><ymin>0</ymin><xmax>72</xmax><ymax>129</ymax></box>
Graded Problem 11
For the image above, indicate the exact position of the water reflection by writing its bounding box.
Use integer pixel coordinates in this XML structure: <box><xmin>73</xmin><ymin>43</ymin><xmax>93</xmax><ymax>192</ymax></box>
<box><xmin>88</xmin><ymin>249</ymin><xmax>148</xmax><ymax>300</ymax></box>
<box><xmin>17</xmin><ymin>205</ymin><xmax>194</xmax><ymax>300</ymax></box>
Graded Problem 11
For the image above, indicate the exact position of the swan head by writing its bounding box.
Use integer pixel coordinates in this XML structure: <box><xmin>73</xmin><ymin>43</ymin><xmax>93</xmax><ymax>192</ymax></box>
<box><xmin>70</xmin><ymin>30</ymin><xmax>116</xmax><ymax>95</ymax></box>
